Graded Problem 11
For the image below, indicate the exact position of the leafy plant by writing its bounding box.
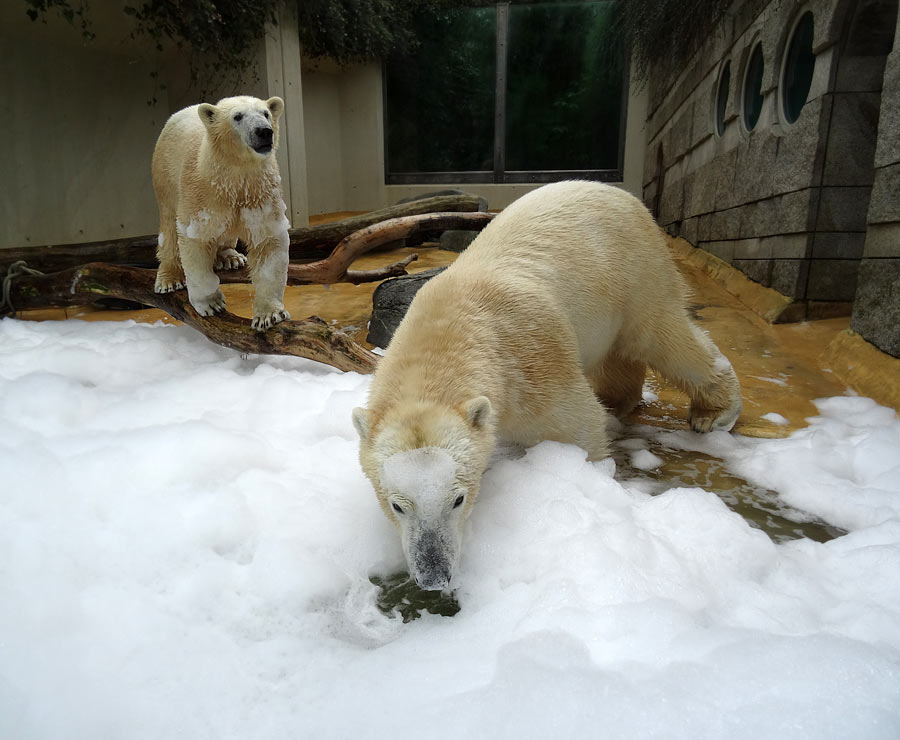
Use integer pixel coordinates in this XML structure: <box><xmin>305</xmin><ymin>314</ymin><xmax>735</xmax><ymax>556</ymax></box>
<box><xmin>613</xmin><ymin>0</ymin><xmax>736</xmax><ymax>81</ymax></box>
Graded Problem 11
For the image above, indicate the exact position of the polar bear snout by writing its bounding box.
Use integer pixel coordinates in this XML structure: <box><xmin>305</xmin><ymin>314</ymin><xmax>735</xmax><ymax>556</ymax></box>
<box><xmin>250</xmin><ymin>125</ymin><xmax>274</xmax><ymax>154</ymax></box>
<box><xmin>411</xmin><ymin>530</ymin><xmax>454</xmax><ymax>591</ymax></box>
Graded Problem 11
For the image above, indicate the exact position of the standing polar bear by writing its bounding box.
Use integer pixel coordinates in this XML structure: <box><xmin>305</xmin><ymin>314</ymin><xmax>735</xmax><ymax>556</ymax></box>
<box><xmin>152</xmin><ymin>95</ymin><xmax>291</xmax><ymax>330</ymax></box>
<box><xmin>353</xmin><ymin>181</ymin><xmax>742</xmax><ymax>591</ymax></box>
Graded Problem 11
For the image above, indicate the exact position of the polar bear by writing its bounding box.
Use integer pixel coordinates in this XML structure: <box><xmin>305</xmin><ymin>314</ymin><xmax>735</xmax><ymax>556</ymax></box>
<box><xmin>352</xmin><ymin>180</ymin><xmax>742</xmax><ymax>591</ymax></box>
<box><xmin>152</xmin><ymin>95</ymin><xmax>291</xmax><ymax>330</ymax></box>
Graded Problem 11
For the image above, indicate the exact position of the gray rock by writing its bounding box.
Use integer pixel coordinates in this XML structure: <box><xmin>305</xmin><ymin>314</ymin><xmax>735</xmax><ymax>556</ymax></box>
<box><xmin>439</xmin><ymin>230</ymin><xmax>479</xmax><ymax>253</ymax></box>
<box><xmin>366</xmin><ymin>268</ymin><xmax>446</xmax><ymax>348</ymax></box>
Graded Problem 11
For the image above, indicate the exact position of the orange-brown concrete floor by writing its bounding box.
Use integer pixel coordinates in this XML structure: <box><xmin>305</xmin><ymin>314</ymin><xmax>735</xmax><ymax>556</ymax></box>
<box><xmin>16</xmin><ymin>221</ymin><xmax>900</xmax><ymax>542</ymax></box>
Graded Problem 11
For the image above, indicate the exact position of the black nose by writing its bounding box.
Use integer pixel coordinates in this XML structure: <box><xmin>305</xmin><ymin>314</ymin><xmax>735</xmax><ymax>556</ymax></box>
<box><xmin>255</xmin><ymin>126</ymin><xmax>273</xmax><ymax>142</ymax></box>
<box><xmin>415</xmin><ymin>567</ymin><xmax>451</xmax><ymax>592</ymax></box>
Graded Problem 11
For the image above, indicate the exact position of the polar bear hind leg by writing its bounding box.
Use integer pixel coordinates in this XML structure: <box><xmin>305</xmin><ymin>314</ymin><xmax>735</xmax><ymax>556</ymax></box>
<box><xmin>587</xmin><ymin>353</ymin><xmax>646</xmax><ymax>419</ymax></box>
<box><xmin>638</xmin><ymin>314</ymin><xmax>742</xmax><ymax>433</ymax></box>
<box><xmin>154</xmin><ymin>210</ymin><xmax>185</xmax><ymax>293</ymax></box>
<box><xmin>215</xmin><ymin>242</ymin><xmax>248</xmax><ymax>271</ymax></box>
<box><xmin>180</xmin><ymin>237</ymin><xmax>226</xmax><ymax>316</ymax></box>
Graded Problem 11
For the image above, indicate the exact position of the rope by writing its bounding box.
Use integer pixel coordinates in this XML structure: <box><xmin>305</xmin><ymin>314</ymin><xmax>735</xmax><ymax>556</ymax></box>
<box><xmin>1</xmin><ymin>260</ymin><xmax>46</xmax><ymax>317</ymax></box>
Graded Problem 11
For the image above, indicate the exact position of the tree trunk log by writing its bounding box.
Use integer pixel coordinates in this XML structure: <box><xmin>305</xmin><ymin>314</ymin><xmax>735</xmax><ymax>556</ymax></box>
<box><xmin>1</xmin><ymin>194</ymin><xmax>488</xmax><ymax>274</ymax></box>
<box><xmin>2</xmin><ymin>209</ymin><xmax>495</xmax><ymax>374</ymax></box>
<box><xmin>6</xmin><ymin>263</ymin><xmax>378</xmax><ymax>373</ymax></box>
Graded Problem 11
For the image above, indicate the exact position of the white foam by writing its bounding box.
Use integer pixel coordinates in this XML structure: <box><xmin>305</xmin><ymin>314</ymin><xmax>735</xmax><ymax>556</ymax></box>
<box><xmin>380</xmin><ymin>447</ymin><xmax>458</xmax><ymax>506</ymax></box>
<box><xmin>2</xmin><ymin>319</ymin><xmax>900</xmax><ymax>739</ymax></box>
<box><xmin>630</xmin><ymin>448</ymin><xmax>664</xmax><ymax>470</ymax></box>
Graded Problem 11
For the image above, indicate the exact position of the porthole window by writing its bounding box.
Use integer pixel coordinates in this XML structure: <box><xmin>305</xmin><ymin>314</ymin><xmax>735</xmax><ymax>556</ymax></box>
<box><xmin>715</xmin><ymin>61</ymin><xmax>731</xmax><ymax>137</ymax></box>
<box><xmin>742</xmin><ymin>43</ymin><xmax>765</xmax><ymax>132</ymax></box>
<box><xmin>781</xmin><ymin>11</ymin><xmax>815</xmax><ymax>124</ymax></box>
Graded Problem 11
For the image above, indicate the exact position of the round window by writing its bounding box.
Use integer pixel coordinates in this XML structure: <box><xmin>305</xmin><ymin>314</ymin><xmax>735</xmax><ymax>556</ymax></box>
<box><xmin>715</xmin><ymin>61</ymin><xmax>731</xmax><ymax>137</ymax></box>
<box><xmin>742</xmin><ymin>43</ymin><xmax>765</xmax><ymax>132</ymax></box>
<box><xmin>781</xmin><ymin>11</ymin><xmax>815</xmax><ymax>124</ymax></box>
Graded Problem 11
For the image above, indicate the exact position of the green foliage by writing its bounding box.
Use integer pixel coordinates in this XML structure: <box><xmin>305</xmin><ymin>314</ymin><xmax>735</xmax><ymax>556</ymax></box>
<box><xmin>23</xmin><ymin>0</ymin><xmax>94</xmax><ymax>40</ymax></box>
<box><xmin>613</xmin><ymin>0</ymin><xmax>733</xmax><ymax>81</ymax></box>
<box><xmin>22</xmin><ymin>0</ymin><xmax>487</xmax><ymax>77</ymax></box>
<box><xmin>297</xmin><ymin>0</ymin><xmax>487</xmax><ymax>66</ymax></box>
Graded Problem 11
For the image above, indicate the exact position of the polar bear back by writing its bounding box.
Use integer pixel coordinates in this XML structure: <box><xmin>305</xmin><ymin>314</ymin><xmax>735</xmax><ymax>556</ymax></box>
<box><xmin>443</xmin><ymin>180</ymin><xmax>689</xmax><ymax>372</ymax></box>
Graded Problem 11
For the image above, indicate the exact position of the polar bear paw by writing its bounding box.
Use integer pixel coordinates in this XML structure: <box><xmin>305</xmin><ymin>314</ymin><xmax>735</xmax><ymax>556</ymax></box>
<box><xmin>215</xmin><ymin>249</ymin><xmax>248</xmax><ymax>271</ymax></box>
<box><xmin>689</xmin><ymin>395</ymin><xmax>742</xmax><ymax>433</ymax></box>
<box><xmin>191</xmin><ymin>289</ymin><xmax>227</xmax><ymax>317</ymax></box>
<box><xmin>154</xmin><ymin>273</ymin><xmax>186</xmax><ymax>293</ymax></box>
<box><xmin>251</xmin><ymin>309</ymin><xmax>291</xmax><ymax>331</ymax></box>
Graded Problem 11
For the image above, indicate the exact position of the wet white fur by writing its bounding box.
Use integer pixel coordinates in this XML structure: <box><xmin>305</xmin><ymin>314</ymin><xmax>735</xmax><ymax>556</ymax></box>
<box><xmin>151</xmin><ymin>95</ymin><xmax>291</xmax><ymax>330</ymax></box>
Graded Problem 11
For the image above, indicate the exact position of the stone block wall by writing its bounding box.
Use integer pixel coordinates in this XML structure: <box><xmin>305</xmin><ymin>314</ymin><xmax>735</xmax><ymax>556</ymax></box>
<box><xmin>643</xmin><ymin>0</ymin><xmax>897</xmax><ymax>331</ymax></box>
<box><xmin>851</xmin><ymin>15</ymin><xmax>900</xmax><ymax>357</ymax></box>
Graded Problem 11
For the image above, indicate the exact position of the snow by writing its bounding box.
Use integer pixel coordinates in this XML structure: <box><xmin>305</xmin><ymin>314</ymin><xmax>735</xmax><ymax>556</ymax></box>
<box><xmin>761</xmin><ymin>411</ymin><xmax>789</xmax><ymax>425</ymax></box>
<box><xmin>2</xmin><ymin>318</ymin><xmax>900</xmax><ymax>740</ymax></box>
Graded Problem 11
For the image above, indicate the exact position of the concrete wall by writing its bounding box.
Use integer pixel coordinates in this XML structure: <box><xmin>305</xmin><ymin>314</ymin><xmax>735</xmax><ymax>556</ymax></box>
<box><xmin>302</xmin><ymin>61</ymin><xmax>386</xmax><ymax>215</ymax></box>
<box><xmin>0</xmin><ymin>5</ymin><xmax>164</xmax><ymax>248</ymax></box>
<box><xmin>643</xmin><ymin>0</ymin><xmax>895</xmax><ymax>315</ymax></box>
<box><xmin>0</xmin><ymin>1</ymin><xmax>309</xmax><ymax>248</ymax></box>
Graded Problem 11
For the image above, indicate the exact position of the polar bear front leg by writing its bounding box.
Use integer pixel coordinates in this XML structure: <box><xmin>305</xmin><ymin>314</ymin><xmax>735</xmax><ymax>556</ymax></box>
<box><xmin>179</xmin><ymin>237</ymin><xmax>226</xmax><ymax>316</ymax></box>
<box><xmin>247</xmin><ymin>236</ymin><xmax>290</xmax><ymax>331</ymax></box>
<box><xmin>521</xmin><ymin>376</ymin><xmax>611</xmax><ymax>461</ymax></box>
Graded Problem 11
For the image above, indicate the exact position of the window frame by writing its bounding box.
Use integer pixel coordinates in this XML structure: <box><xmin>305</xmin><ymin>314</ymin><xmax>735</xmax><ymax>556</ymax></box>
<box><xmin>383</xmin><ymin>1</ymin><xmax>628</xmax><ymax>186</ymax></box>
<box><xmin>778</xmin><ymin>8</ymin><xmax>815</xmax><ymax>127</ymax></box>
<box><xmin>713</xmin><ymin>59</ymin><xmax>731</xmax><ymax>138</ymax></box>
<box><xmin>741</xmin><ymin>40</ymin><xmax>765</xmax><ymax>134</ymax></box>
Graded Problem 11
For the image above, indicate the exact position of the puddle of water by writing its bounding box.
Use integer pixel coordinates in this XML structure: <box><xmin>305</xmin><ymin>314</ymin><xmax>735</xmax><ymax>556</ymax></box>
<box><xmin>613</xmin><ymin>436</ymin><xmax>845</xmax><ymax>543</ymax></box>
<box><xmin>370</xmin><ymin>573</ymin><xmax>461</xmax><ymax>622</ymax></box>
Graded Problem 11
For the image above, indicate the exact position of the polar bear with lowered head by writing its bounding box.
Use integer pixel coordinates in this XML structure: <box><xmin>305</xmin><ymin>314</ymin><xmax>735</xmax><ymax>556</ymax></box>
<box><xmin>352</xmin><ymin>180</ymin><xmax>742</xmax><ymax>591</ymax></box>
<box><xmin>152</xmin><ymin>95</ymin><xmax>291</xmax><ymax>330</ymax></box>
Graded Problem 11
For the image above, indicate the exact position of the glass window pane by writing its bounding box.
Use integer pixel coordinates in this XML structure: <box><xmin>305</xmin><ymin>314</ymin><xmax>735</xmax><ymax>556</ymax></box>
<box><xmin>743</xmin><ymin>43</ymin><xmax>764</xmax><ymax>132</ymax></box>
<box><xmin>782</xmin><ymin>12</ymin><xmax>815</xmax><ymax>124</ymax></box>
<box><xmin>384</xmin><ymin>8</ymin><xmax>496</xmax><ymax>174</ymax></box>
<box><xmin>505</xmin><ymin>1</ymin><xmax>623</xmax><ymax>172</ymax></box>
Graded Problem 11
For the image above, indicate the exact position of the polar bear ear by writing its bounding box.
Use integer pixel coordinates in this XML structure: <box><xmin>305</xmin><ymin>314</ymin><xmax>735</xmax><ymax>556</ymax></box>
<box><xmin>266</xmin><ymin>97</ymin><xmax>285</xmax><ymax>121</ymax></box>
<box><xmin>197</xmin><ymin>103</ymin><xmax>218</xmax><ymax>129</ymax></box>
<box><xmin>352</xmin><ymin>407</ymin><xmax>370</xmax><ymax>440</ymax></box>
<box><xmin>463</xmin><ymin>396</ymin><xmax>492</xmax><ymax>430</ymax></box>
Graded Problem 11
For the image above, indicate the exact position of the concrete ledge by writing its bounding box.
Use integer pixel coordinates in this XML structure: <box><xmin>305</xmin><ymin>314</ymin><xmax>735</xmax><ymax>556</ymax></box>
<box><xmin>820</xmin><ymin>330</ymin><xmax>900</xmax><ymax>414</ymax></box>
<box><xmin>667</xmin><ymin>237</ymin><xmax>794</xmax><ymax>322</ymax></box>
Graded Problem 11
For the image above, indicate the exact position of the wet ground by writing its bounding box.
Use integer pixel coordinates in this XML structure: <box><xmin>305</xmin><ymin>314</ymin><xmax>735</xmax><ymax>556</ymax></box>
<box><xmin>18</xmin><ymin>216</ymin><xmax>899</xmax><ymax>568</ymax></box>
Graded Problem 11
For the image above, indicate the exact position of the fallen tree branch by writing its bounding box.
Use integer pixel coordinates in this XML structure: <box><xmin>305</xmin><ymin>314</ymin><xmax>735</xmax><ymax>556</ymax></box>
<box><xmin>6</xmin><ymin>263</ymin><xmax>377</xmax><ymax>373</ymax></box>
<box><xmin>1</xmin><ymin>194</ymin><xmax>488</xmax><ymax>274</ymax></box>
<box><xmin>294</xmin><ymin>211</ymin><xmax>494</xmax><ymax>284</ymax></box>
<box><xmin>344</xmin><ymin>253</ymin><xmax>419</xmax><ymax>285</ymax></box>
<box><xmin>4</xmin><ymin>210</ymin><xmax>495</xmax><ymax>374</ymax></box>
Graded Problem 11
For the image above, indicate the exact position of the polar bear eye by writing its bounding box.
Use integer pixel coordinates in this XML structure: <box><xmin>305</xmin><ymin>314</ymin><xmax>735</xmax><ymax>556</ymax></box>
<box><xmin>233</xmin><ymin>113</ymin><xmax>244</xmax><ymax>122</ymax></box>
<box><xmin>391</xmin><ymin>502</ymin><xmax>405</xmax><ymax>515</ymax></box>
<box><xmin>263</xmin><ymin>110</ymin><xmax>270</xmax><ymax>119</ymax></box>
<box><xmin>453</xmin><ymin>495</ymin><xmax>465</xmax><ymax>509</ymax></box>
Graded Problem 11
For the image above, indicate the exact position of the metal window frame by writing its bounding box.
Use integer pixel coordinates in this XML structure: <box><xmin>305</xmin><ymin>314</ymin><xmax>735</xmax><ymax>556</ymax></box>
<box><xmin>384</xmin><ymin>1</ymin><xmax>627</xmax><ymax>186</ymax></box>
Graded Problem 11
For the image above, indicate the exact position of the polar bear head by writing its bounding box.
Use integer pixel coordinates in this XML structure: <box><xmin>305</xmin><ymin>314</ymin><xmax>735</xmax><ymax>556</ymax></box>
<box><xmin>352</xmin><ymin>397</ymin><xmax>494</xmax><ymax>592</ymax></box>
<box><xmin>198</xmin><ymin>95</ymin><xmax>284</xmax><ymax>161</ymax></box>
